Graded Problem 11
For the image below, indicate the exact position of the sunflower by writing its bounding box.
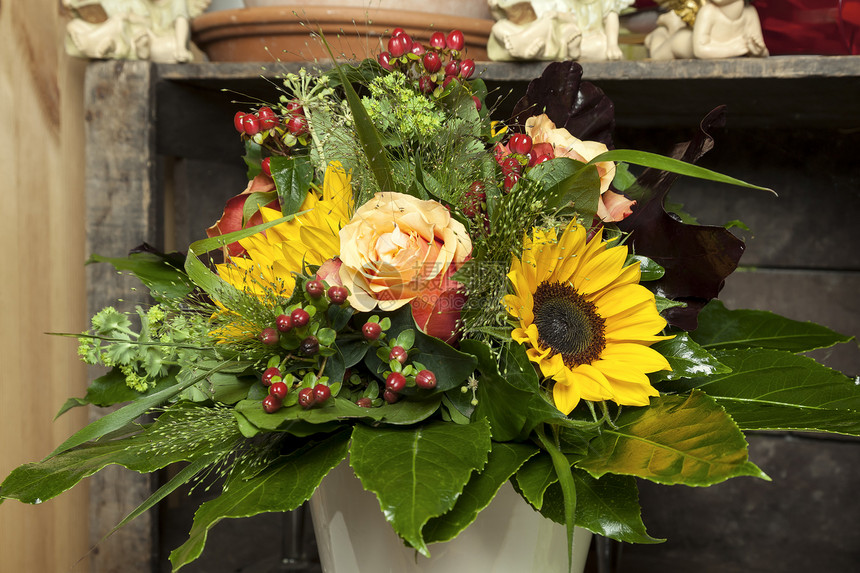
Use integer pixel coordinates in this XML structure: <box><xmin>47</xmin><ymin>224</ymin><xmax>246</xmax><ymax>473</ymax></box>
<box><xmin>216</xmin><ymin>161</ymin><xmax>354</xmax><ymax>298</ymax></box>
<box><xmin>503</xmin><ymin>223</ymin><xmax>671</xmax><ymax>414</ymax></box>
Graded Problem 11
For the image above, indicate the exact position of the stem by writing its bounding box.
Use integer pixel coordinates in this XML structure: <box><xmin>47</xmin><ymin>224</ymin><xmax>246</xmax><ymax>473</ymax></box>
<box><xmin>316</xmin><ymin>356</ymin><xmax>328</xmax><ymax>378</ymax></box>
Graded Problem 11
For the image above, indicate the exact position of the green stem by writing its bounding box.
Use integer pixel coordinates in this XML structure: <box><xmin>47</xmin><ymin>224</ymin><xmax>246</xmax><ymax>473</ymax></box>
<box><xmin>535</xmin><ymin>423</ymin><xmax>578</xmax><ymax>573</ymax></box>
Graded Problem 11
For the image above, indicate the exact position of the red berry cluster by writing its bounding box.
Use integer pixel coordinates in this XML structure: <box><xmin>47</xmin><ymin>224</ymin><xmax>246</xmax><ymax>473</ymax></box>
<box><xmin>461</xmin><ymin>180</ymin><xmax>490</xmax><ymax>235</ymax></box>
<box><xmin>494</xmin><ymin>133</ymin><xmax>555</xmax><ymax>192</ymax></box>
<box><xmin>233</xmin><ymin>100</ymin><xmax>310</xmax><ymax>173</ymax></box>
<box><xmin>377</xmin><ymin>28</ymin><xmax>478</xmax><ymax>103</ymax></box>
<box><xmin>375</xmin><ymin>332</ymin><xmax>437</xmax><ymax>404</ymax></box>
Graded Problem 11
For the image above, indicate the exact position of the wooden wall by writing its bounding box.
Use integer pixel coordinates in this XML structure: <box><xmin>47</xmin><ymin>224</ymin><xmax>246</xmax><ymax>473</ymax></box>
<box><xmin>0</xmin><ymin>1</ymin><xmax>90</xmax><ymax>571</ymax></box>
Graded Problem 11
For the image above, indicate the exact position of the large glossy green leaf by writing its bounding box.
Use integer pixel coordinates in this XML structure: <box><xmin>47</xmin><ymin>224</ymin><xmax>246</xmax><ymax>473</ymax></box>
<box><xmin>525</xmin><ymin>157</ymin><xmax>601</xmax><ymax>218</ymax></box>
<box><xmin>270</xmin><ymin>155</ymin><xmax>314</xmax><ymax>216</ymax></box>
<box><xmin>576</xmin><ymin>391</ymin><xmax>767</xmax><ymax>486</ymax></box>
<box><xmin>422</xmin><ymin>441</ymin><xmax>539</xmax><ymax>544</ymax></box>
<box><xmin>56</xmin><ymin>367</ymin><xmax>178</xmax><ymax>418</ymax></box>
<box><xmin>349</xmin><ymin>419</ymin><xmax>492</xmax><ymax>556</ymax></box>
<box><xmin>169</xmin><ymin>431</ymin><xmax>350</xmax><ymax>571</ymax></box>
<box><xmin>649</xmin><ymin>333</ymin><xmax>731</xmax><ymax>384</ymax></box>
<box><xmin>514</xmin><ymin>451</ymin><xmax>567</xmax><ymax>510</ymax></box>
<box><xmin>88</xmin><ymin>250</ymin><xmax>194</xmax><ymax>303</ymax></box>
<box><xmin>538</xmin><ymin>470</ymin><xmax>662</xmax><ymax>544</ymax></box>
<box><xmin>691</xmin><ymin>300</ymin><xmax>853</xmax><ymax>352</ymax></box>
<box><xmin>663</xmin><ymin>348</ymin><xmax>860</xmax><ymax>435</ymax></box>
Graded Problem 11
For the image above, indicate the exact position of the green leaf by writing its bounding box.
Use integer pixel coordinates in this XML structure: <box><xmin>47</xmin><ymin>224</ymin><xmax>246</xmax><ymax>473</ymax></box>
<box><xmin>628</xmin><ymin>254</ymin><xmax>665</xmax><ymax>281</ymax></box>
<box><xmin>648</xmin><ymin>333</ymin><xmax>731</xmax><ymax>384</ymax></box>
<box><xmin>169</xmin><ymin>431</ymin><xmax>350</xmax><ymax>571</ymax></box>
<box><xmin>423</xmin><ymin>441</ymin><xmax>539</xmax><ymax>544</ymax></box>
<box><xmin>576</xmin><ymin>391</ymin><xmax>767</xmax><ymax>486</ymax></box>
<box><xmin>536</xmin><ymin>425</ymin><xmax>578</xmax><ymax>573</ymax></box>
<box><xmin>240</xmin><ymin>190</ymin><xmax>278</xmax><ymax>223</ymax></box>
<box><xmin>526</xmin><ymin>158</ymin><xmax>600</xmax><ymax>218</ymax></box>
<box><xmin>691</xmin><ymin>300</ymin><xmax>853</xmax><ymax>352</ymax></box>
<box><xmin>514</xmin><ymin>451</ymin><xmax>565</xmax><ymax>510</ymax></box>
<box><xmin>56</xmin><ymin>367</ymin><xmax>177</xmax><ymax>417</ymax></box>
<box><xmin>591</xmin><ymin>149</ymin><xmax>774</xmax><ymax>193</ymax></box>
<box><xmin>349</xmin><ymin>419</ymin><xmax>492</xmax><ymax>556</ymax></box>
<box><xmin>538</xmin><ymin>470</ymin><xmax>662</xmax><ymax>544</ymax></box>
<box><xmin>270</xmin><ymin>155</ymin><xmax>313</xmax><ymax>216</ymax></box>
<box><xmin>662</xmin><ymin>348</ymin><xmax>860</xmax><ymax>436</ymax></box>
<box><xmin>88</xmin><ymin>251</ymin><xmax>194</xmax><ymax>303</ymax></box>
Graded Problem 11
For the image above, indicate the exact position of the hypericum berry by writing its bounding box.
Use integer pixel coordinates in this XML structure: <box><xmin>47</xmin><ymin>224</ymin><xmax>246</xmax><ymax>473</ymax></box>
<box><xmin>415</xmin><ymin>369</ymin><xmax>437</xmax><ymax>389</ymax></box>
<box><xmin>418</xmin><ymin>76</ymin><xmax>436</xmax><ymax>94</ymax></box>
<box><xmin>262</xmin><ymin>394</ymin><xmax>282</xmax><ymax>413</ymax></box>
<box><xmin>290</xmin><ymin>308</ymin><xmax>310</xmax><ymax>328</ymax></box>
<box><xmin>389</xmin><ymin>346</ymin><xmax>408</xmax><ymax>364</ymax></box>
<box><xmin>242</xmin><ymin>114</ymin><xmax>261</xmax><ymax>136</ymax></box>
<box><xmin>362</xmin><ymin>321</ymin><xmax>382</xmax><ymax>341</ymax></box>
<box><xmin>260</xmin><ymin>327</ymin><xmax>279</xmax><ymax>345</ymax></box>
<box><xmin>422</xmin><ymin>51</ymin><xmax>442</xmax><ymax>74</ymax></box>
<box><xmin>410</xmin><ymin>42</ymin><xmax>426</xmax><ymax>56</ymax></box>
<box><xmin>257</xmin><ymin>106</ymin><xmax>278</xmax><ymax>130</ymax></box>
<box><xmin>391</xmin><ymin>27</ymin><xmax>407</xmax><ymax>37</ymax></box>
<box><xmin>388</xmin><ymin>34</ymin><xmax>412</xmax><ymax>57</ymax></box>
<box><xmin>284</xmin><ymin>100</ymin><xmax>304</xmax><ymax>116</ymax></box>
<box><xmin>459</xmin><ymin>59</ymin><xmax>475</xmax><ymax>79</ymax></box>
<box><xmin>473</xmin><ymin>95</ymin><xmax>482</xmax><ymax>111</ymax></box>
<box><xmin>262</xmin><ymin>366</ymin><xmax>281</xmax><ymax>386</ymax></box>
<box><xmin>327</xmin><ymin>285</ymin><xmax>348</xmax><ymax>305</ymax></box>
<box><xmin>261</xmin><ymin>156</ymin><xmax>272</xmax><ymax>177</ymax></box>
<box><xmin>270</xmin><ymin>381</ymin><xmax>289</xmax><ymax>400</ymax></box>
<box><xmin>508</xmin><ymin>133</ymin><xmax>533</xmax><ymax>155</ymax></box>
<box><xmin>444</xmin><ymin>60</ymin><xmax>460</xmax><ymax>77</ymax></box>
<box><xmin>383</xmin><ymin>389</ymin><xmax>400</xmax><ymax>404</ymax></box>
<box><xmin>442</xmin><ymin>76</ymin><xmax>457</xmax><ymax>88</ymax></box>
<box><xmin>298</xmin><ymin>387</ymin><xmax>315</xmax><ymax>408</ymax></box>
<box><xmin>287</xmin><ymin>115</ymin><xmax>309</xmax><ymax>136</ymax></box>
<box><xmin>377</xmin><ymin>50</ymin><xmax>393</xmax><ymax>70</ymax></box>
<box><xmin>305</xmin><ymin>279</ymin><xmax>325</xmax><ymax>298</ymax></box>
<box><xmin>446</xmin><ymin>29</ymin><xmax>465</xmax><ymax>51</ymax></box>
<box><xmin>233</xmin><ymin>111</ymin><xmax>247</xmax><ymax>133</ymax></box>
<box><xmin>533</xmin><ymin>154</ymin><xmax>552</xmax><ymax>166</ymax></box>
<box><xmin>386</xmin><ymin>371</ymin><xmax>407</xmax><ymax>392</ymax></box>
<box><xmin>504</xmin><ymin>171</ymin><xmax>520</xmax><ymax>191</ymax></box>
<box><xmin>429</xmin><ymin>31</ymin><xmax>446</xmax><ymax>49</ymax></box>
<box><xmin>501</xmin><ymin>156</ymin><xmax>522</xmax><ymax>175</ymax></box>
<box><xmin>356</xmin><ymin>397</ymin><xmax>373</xmax><ymax>408</ymax></box>
<box><xmin>313</xmin><ymin>384</ymin><xmax>331</xmax><ymax>404</ymax></box>
<box><xmin>300</xmin><ymin>335</ymin><xmax>320</xmax><ymax>356</ymax></box>
<box><xmin>275</xmin><ymin>313</ymin><xmax>293</xmax><ymax>332</ymax></box>
<box><xmin>463</xmin><ymin>181</ymin><xmax>486</xmax><ymax>218</ymax></box>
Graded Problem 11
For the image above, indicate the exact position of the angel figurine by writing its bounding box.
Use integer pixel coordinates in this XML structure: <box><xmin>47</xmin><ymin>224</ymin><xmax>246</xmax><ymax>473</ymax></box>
<box><xmin>64</xmin><ymin>0</ymin><xmax>211</xmax><ymax>63</ymax></box>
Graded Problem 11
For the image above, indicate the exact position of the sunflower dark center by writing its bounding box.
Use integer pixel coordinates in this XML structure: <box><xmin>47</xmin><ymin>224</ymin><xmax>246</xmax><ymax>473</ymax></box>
<box><xmin>533</xmin><ymin>281</ymin><xmax>606</xmax><ymax>368</ymax></box>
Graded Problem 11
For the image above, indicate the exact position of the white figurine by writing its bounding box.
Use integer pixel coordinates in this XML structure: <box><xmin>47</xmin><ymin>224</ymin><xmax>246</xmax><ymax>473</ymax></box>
<box><xmin>64</xmin><ymin>0</ymin><xmax>211</xmax><ymax>63</ymax></box>
<box><xmin>488</xmin><ymin>0</ymin><xmax>633</xmax><ymax>61</ymax></box>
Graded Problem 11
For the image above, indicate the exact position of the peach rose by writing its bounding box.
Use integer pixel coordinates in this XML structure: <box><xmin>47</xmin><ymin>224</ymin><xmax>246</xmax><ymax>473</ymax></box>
<box><xmin>524</xmin><ymin>114</ymin><xmax>635</xmax><ymax>222</ymax></box>
<box><xmin>338</xmin><ymin>192</ymin><xmax>472</xmax><ymax>320</ymax></box>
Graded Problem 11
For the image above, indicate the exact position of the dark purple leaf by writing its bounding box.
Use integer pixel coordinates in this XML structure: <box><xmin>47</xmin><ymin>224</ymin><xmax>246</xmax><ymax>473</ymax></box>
<box><xmin>616</xmin><ymin>107</ymin><xmax>745</xmax><ymax>331</ymax></box>
<box><xmin>510</xmin><ymin>61</ymin><xmax>616</xmax><ymax>147</ymax></box>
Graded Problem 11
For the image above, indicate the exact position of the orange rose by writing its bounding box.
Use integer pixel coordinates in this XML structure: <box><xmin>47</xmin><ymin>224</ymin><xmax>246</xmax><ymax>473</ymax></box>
<box><xmin>338</xmin><ymin>192</ymin><xmax>472</xmax><ymax>321</ymax></box>
<box><xmin>524</xmin><ymin>114</ymin><xmax>635</xmax><ymax>222</ymax></box>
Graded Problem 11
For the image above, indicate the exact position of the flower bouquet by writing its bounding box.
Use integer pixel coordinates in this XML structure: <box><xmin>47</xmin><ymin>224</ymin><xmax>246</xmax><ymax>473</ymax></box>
<box><xmin>2</xmin><ymin>29</ymin><xmax>858</xmax><ymax>572</ymax></box>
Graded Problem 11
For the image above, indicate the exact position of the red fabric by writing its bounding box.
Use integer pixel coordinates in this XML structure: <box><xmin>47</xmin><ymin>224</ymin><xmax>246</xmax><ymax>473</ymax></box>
<box><xmin>754</xmin><ymin>0</ymin><xmax>858</xmax><ymax>55</ymax></box>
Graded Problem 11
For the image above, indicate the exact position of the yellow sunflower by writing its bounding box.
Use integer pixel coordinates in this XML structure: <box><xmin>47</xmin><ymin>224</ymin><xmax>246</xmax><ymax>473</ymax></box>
<box><xmin>503</xmin><ymin>222</ymin><xmax>671</xmax><ymax>414</ymax></box>
<box><xmin>216</xmin><ymin>161</ymin><xmax>354</xmax><ymax>298</ymax></box>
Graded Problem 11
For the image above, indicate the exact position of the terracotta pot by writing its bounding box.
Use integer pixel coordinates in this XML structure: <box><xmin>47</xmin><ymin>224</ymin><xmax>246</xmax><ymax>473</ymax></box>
<box><xmin>243</xmin><ymin>0</ymin><xmax>493</xmax><ymax>21</ymax></box>
<box><xmin>191</xmin><ymin>7</ymin><xmax>494</xmax><ymax>62</ymax></box>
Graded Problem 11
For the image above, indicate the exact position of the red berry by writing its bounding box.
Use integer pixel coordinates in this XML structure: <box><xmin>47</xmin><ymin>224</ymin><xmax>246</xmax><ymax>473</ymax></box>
<box><xmin>444</xmin><ymin>60</ymin><xmax>460</xmax><ymax>77</ymax></box>
<box><xmin>386</xmin><ymin>371</ymin><xmax>406</xmax><ymax>392</ymax></box>
<box><xmin>501</xmin><ymin>156</ymin><xmax>522</xmax><ymax>175</ymax></box>
<box><xmin>442</xmin><ymin>76</ymin><xmax>457</xmax><ymax>88</ymax></box>
<box><xmin>356</xmin><ymin>397</ymin><xmax>373</xmax><ymax>408</ymax></box>
<box><xmin>410</xmin><ymin>42</ymin><xmax>426</xmax><ymax>56</ymax></box>
<box><xmin>262</xmin><ymin>394</ymin><xmax>282</xmax><ymax>413</ymax></box>
<box><xmin>327</xmin><ymin>285</ymin><xmax>348</xmax><ymax>305</ymax></box>
<box><xmin>389</xmin><ymin>346</ymin><xmax>408</xmax><ymax>364</ymax></box>
<box><xmin>504</xmin><ymin>171</ymin><xmax>520</xmax><ymax>191</ymax></box>
<box><xmin>270</xmin><ymin>381</ymin><xmax>289</xmax><ymax>400</ymax></box>
<box><xmin>313</xmin><ymin>384</ymin><xmax>331</xmax><ymax>404</ymax></box>
<box><xmin>473</xmin><ymin>95</ymin><xmax>482</xmax><ymax>111</ymax></box>
<box><xmin>508</xmin><ymin>133</ymin><xmax>533</xmax><ymax>155</ymax></box>
<box><xmin>362</xmin><ymin>322</ymin><xmax>382</xmax><ymax>341</ymax></box>
<box><xmin>288</xmin><ymin>115</ymin><xmax>309</xmax><ymax>136</ymax></box>
<box><xmin>285</xmin><ymin>100</ymin><xmax>304</xmax><ymax>116</ymax></box>
<box><xmin>300</xmin><ymin>335</ymin><xmax>320</xmax><ymax>356</ymax></box>
<box><xmin>534</xmin><ymin>154</ymin><xmax>552</xmax><ymax>166</ymax></box>
<box><xmin>388</xmin><ymin>34</ymin><xmax>411</xmax><ymax>57</ymax></box>
<box><xmin>422</xmin><ymin>51</ymin><xmax>442</xmax><ymax>73</ymax></box>
<box><xmin>378</xmin><ymin>51</ymin><xmax>393</xmax><ymax>70</ymax></box>
<box><xmin>415</xmin><ymin>370</ymin><xmax>437</xmax><ymax>389</ymax></box>
<box><xmin>532</xmin><ymin>142</ymin><xmax>554</xmax><ymax>159</ymax></box>
<box><xmin>463</xmin><ymin>182</ymin><xmax>486</xmax><ymax>218</ymax></box>
<box><xmin>305</xmin><ymin>279</ymin><xmax>325</xmax><ymax>298</ymax></box>
<box><xmin>459</xmin><ymin>59</ymin><xmax>475</xmax><ymax>79</ymax></box>
<box><xmin>298</xmin><ymin>387</ymin><xmax>315</xmax><ymax>408</ymax></box>
<box><xmin>261</xmin><ymin>156</ymin><xmax>272</xmax><ymax>177</ymax></box>
<box><xmin>257</xmin><ymin>106</ymin><xmax>278</xmax><ymax>130</ymax></box>
<box><xmin>242</xmin><ymin>114</ymin><xmax>261</xmax><ymax>136</ymax></box>
<box><xmin>429</xmin><ymin>31</ymin><xmax>446</xmax><ymax>49</ymax></box>
<box><xmin>276</xmin><ymin>313</ymin><xmax>293</xmax><ymax>332</ymax></box>
<box><xmin>383</xmin><ymin>389</ymin><xmax>399</xmax><ymax>404</ymax></box>
<box><xmin>446</xmin><ymin>29</ymin><xmax>465</xmax><ymax>51</ymax></box>
<box><xmin>418</xmin><ymin>76</ymin><xmax>436</xmax><ymax>94</ymax></box>
<box><xmin>261</xmin><ymin>366</ymin><xmax>281</xmax><ymax>386</ymax></box>
<box><xmin>233</xmin><ymin>111</ymin><xmax>247</xmax><ymax>133</ymax></box>
<box><xmin>290</xmin><ymin>308</ymin><xmax>310</xmax><ymax>328</ymax></box>
<box><xmin>260</xmin><ymin>327</ymin><xmax>279</xmax><ymax>345</ymax></box>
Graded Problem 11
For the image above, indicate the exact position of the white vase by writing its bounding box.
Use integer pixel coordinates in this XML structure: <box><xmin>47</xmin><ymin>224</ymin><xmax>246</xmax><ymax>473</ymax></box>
<box><xmin>309</xmin><ymin>461</ymin><xmax>592</xmax><ymax>573</ymax></box>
